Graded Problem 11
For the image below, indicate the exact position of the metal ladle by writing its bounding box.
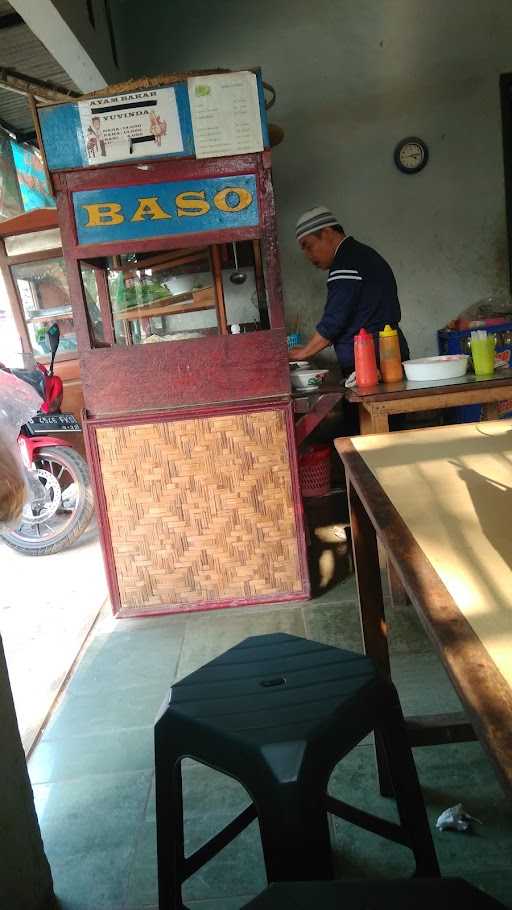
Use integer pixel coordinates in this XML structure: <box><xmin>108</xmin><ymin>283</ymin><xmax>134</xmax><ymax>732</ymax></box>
<box><xmin>230</xmin><ymin>242</ymin><xmax>247</xmax><ymax>285</ymax></box>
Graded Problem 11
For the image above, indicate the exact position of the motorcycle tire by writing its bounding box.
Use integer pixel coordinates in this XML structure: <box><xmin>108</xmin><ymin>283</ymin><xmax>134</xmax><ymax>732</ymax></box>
<box><xmin>1</xmin><ymin>446</ymin><xmax>94</xmax><ymax>556</ymax></box>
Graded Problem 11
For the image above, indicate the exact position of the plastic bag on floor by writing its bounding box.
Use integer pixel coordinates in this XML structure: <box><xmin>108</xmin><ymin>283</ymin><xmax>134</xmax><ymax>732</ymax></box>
<box><xmin>436</xmin><ymin>803</ymin><xmax>482</xmax><ymax>833</ymax></box>
<box><xmin>0</xmin><ymin>370</ymin><xmax>42</xmax><ymax>529</ymax></box>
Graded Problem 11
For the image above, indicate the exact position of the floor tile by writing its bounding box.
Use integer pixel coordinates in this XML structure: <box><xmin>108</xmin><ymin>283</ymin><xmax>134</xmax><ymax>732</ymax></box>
<box><xmin>328</xmin><ymin>740</ymin><xmax>512</xmax><ymax>903</ymax></box>
<box><xmin>66</xmin><ymin>618</ymin><xmax>186</xmax><ymax>696</ymax></box>
<box><xmin>29</xmin><ymin>726</ymin><xmax>154</xmax><ymax>784</ymax></box>
<box><xmin>34</xmin><ymin>769</ymin><xmax>152</xmax><ymax>854</ymax></box>
<box><xmin>182</xmin><ymin>817</ymin><xmax>266</xmax><ymax>902</ymax></box>
<box><xmin>303</xmin><ymin>600</ymin><xmax>363</xmax><ymax>651</ymax></box>
<box><xmin>124</xmin><ymin>819</ymin><xmax>158</xmax><ymax>909</ymax></box>
<box><xmin>307</xmin><ymin>573</ymin><xmax>358</xmax><ymax>605</ymax></box>
<box><xmin>24</xmin><ymin>566</ymin><xmax>512</xmax><ymax>910</ymax></box>
<box><xmin>414</xmin><ymin>742</ymin><xmax>512</xmax><ymax>874</ymax></box>
<box><xmin>385</xmin><ymin>604</ymin><xmax>433</xmax><ymax>654</ymax></box>
<box><xmin>48</xmin><ymin>843</ymin><xmax>133</xmax><ymax>910</ymax></box>
<box><xmin>390</xmin><ymin>652</ymin><xmax>464</xmax><ymax>716</ymax></box>
<box><xmin>176</xmin><ymin>606</ymin><xmax>306</xmax><ymax>679</ymax></box>
<box><xmin>144</xmin><ymin>761</ymin><xmax>251</xmax><ymax>826</ymax></box>
<box><xmin>42</xmin><ymin>683</ymin><xmax>166</xmax><ymax>740</ymax></box>
<box><xmin>126</xmin><ymin>814</ymin><xmax>266</xmax><ymax>907</ymax></box>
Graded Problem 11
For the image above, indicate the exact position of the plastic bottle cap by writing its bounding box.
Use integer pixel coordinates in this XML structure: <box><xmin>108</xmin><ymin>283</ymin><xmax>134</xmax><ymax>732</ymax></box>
<box><xmin>379</xmin><ymin>324</ymin><xmax>397</xmax><ymax>337</ymax></box>
<box><xmin>357</xmin><ymin>328</ymin><xmax>370</xmax><ymax>338</ymax></box>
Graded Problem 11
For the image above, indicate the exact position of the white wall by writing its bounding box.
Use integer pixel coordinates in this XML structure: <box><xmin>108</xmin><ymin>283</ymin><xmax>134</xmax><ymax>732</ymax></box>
<box><xmin>112</xmin><ymin>0</ymin><xmax>512</xmax><ymax>357</ymax></box>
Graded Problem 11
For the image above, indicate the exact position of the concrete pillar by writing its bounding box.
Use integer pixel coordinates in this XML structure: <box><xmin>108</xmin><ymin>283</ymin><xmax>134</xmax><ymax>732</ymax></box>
<box><xmin>0</xmin><ymin>635</ymin><xmax>54</xmax><ymax>910</ymax></box>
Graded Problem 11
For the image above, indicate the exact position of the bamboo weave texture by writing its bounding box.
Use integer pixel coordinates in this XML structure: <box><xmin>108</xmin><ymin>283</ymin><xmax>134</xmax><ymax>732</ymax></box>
<box><xmin>96</xmin><ymin>409</ymin><xmax>303</xmax><ymax>611</ymax></box>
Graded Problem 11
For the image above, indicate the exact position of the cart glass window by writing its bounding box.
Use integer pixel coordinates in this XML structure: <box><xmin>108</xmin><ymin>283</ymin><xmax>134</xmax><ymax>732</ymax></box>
<box><xmin>80</xmin><ymin>240</ymin><xmax>269</xmax><ymax>347</ymax></box>
<box><xmin>11</xmin><ymin>257</ymin><xmax>77</xmax><ymax>358</ymax></box>
<box><xmin>4</xmin><ymin>228</ymin><xmax>61</xmax><ymax>257</ymax></box>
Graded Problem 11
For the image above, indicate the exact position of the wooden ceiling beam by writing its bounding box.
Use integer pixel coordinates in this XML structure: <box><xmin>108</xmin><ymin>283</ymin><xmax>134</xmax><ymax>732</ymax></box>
<box><xmin>0</xmin><ymin>65</ymin><xmax>79</xmax><ymax>103</ymax></box>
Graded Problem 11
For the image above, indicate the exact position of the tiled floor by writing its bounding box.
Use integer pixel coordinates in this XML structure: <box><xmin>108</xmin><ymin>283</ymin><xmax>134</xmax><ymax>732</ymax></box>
<box><xmin>29</xmin><ymin>575</ymin><xmax>512</xmax><ymax>910</ymax></box>
<box><xmin>1</xmin><ymin>526</ymin><xmax>107</xmax><ymax>752</ymax></box>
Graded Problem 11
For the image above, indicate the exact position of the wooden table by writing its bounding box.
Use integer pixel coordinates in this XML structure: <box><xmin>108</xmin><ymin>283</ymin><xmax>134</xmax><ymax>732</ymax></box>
<box><xmin>292</xmin><ymin>384</ymin><xmax>344</xmax><ymax>446</ymax></box>
<box><xmin>336</xmin><ymin>420</ymin><xmax>512</xmax><ymax>797</ymax></box>
<box><xmin>346</xmin><ymin>370</ymin><xmax>512</xmax><ymax>434</ymax></box>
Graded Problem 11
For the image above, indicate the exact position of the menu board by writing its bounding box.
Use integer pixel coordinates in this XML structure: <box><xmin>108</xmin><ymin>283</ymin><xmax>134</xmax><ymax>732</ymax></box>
<box><xmin>188</xmin><ymin>71</ymin><xmax>263</xmax><ymax>159</ymax></box>
<box><xmin>78</xmin><ymin>88</ymin><xmax>183</xmax><ymax>164</ymax></box>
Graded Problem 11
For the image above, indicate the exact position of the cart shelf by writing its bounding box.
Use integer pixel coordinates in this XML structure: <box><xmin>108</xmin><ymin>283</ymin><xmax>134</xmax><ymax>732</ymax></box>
<box><xmin>114</xmin><ymin>290</ymin><xmax>215</xmax><ymax>321</ymax></box>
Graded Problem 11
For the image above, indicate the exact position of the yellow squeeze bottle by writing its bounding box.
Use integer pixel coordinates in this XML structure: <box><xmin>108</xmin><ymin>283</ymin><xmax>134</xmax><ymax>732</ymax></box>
<box><xmin>379</xmin><ymin>325</ymin><xmax>403</xmax><ymax>383</ymax></box>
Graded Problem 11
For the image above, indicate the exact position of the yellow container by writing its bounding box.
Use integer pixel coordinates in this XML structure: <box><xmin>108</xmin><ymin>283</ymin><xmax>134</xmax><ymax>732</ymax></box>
<box><xmin>471</xmin><ymin>334</ymin><xmax>495</xmax><ymax>376</ymax></box>
<box><xmin>379</xmin><ymin>324</ymin><xmax>403</xmax><ymax>383</ymax></box>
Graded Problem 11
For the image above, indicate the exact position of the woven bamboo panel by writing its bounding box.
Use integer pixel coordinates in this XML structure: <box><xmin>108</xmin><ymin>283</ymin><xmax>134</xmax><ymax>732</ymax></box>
<box><xmin>96</xmin><ymin>409</ymin><xmax>303</xmax><ymax>612</ymax></box>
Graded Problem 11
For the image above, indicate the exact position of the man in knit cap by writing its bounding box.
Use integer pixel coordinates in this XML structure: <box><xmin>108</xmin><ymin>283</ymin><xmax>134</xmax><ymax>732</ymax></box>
<box><xmin>289</xmin><ymin>206</ymin><xmax>409</xmax><ymax>376</ymax></box>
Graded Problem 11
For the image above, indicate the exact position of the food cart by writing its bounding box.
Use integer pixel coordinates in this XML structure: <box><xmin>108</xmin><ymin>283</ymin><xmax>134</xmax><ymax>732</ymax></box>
<box><xmin>35</xmin><ymin>69</ymin><xmax>309</xmax><ymax>616</ymax></box>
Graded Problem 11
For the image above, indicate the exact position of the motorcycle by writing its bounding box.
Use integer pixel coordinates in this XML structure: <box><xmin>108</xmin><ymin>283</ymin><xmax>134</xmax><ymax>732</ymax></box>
<box><xmin>0</xmin><ymin>324</ymin><xmax>94</xmax><ymax>556</ymax></box>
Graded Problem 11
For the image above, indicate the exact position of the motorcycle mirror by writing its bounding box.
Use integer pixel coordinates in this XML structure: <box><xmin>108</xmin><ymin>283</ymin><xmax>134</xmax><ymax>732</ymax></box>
<box><xmin>47</xmin><ymin>323</ymin><xmax>60</xmax><ymax>376</ymax></box>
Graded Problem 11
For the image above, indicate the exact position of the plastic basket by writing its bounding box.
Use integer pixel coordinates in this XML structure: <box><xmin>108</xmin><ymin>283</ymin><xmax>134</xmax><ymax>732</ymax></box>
<box><xmin>299</xmin><ymin>444</ymin><xmax>331</xmax><ymax>498</ymax></box>
<box><xmin>287</xmin><ymin>333</ymin><xmax>302</xmax><ymax>349</ymax></box>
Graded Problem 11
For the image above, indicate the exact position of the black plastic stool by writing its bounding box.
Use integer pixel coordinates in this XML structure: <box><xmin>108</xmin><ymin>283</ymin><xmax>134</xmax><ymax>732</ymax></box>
<box><xmin>242</xmin><ymin>878</ymin><xmax>506</xmax><ymax>909</ymax></box>
<box><xmin>155</xmin><ymin>633</ymin><xmax>439</xmax><ymax>910</ymax></box>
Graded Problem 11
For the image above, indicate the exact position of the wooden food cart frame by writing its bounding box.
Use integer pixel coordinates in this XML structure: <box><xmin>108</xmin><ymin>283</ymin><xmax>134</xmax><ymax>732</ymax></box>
<box><xmin>52</xmin><ymin>147</ymin><xmax>310</xmax><ymax>616</ymax></box>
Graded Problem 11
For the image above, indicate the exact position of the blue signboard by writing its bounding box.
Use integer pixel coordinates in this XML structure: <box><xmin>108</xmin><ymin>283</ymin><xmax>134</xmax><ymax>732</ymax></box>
<box><xmin>38</xmin><ymin>74</ymin><xmax>269</xmax><ymax>172</ymax></box>
<box><xmin>73</xmin><ymin>175</ymin><xmax>259</xmax><ymax>245</ymax></box>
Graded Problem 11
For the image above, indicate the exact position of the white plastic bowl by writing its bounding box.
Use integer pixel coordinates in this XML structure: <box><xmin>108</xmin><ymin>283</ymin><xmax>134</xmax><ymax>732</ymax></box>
<box><xmin>289</xmin><ymin>360</ymin><xmax>310</xmax><ymax>370</ymax></box>
<box><xmin>290</xmin><ymin>369</ymin><xmax>329</xmax><ymax>390</ymax></box>
<box><xmin>403</xmin><ymin>355</ymin><xmax>469</xmax><ymax>382</ymax></box>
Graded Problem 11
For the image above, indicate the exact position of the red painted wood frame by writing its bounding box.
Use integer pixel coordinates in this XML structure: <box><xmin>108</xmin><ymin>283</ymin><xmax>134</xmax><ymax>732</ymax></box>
<box><xmin>84</xmin><ymin>397</ymin><xmax>310</xmax><ymax>617</ymax></box>
<box><xmin>53</xmin><ymin>152</ymin><xmax>289</xmax><ymax>417</ymax></box>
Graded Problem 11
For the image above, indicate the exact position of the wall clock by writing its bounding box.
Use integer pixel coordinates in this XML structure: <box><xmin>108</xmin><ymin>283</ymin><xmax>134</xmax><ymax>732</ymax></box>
<box><xmin>394</xmin><ymin>137</ymin><xmax>429</xmax><ymax>174</ymax></box>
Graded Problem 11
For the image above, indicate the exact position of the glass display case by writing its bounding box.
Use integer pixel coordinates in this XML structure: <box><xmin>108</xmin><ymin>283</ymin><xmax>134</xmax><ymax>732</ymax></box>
<box><xmin>0</xmin><ymin>211</ymin><xmax>78</xmax><ymax>365</ymax></box>
<box><xmin>11</xmin><ymin>256</ymin><xmax>76</xmax><ymax>356</ymax></box>
<box><xmin>79</xmin><ymin>239</ymin><xmax>269</xmax><ymax>348</ymax></box>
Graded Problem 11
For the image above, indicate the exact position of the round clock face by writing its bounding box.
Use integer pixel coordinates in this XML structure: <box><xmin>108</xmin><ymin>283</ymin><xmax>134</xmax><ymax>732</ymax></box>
<box><xmin>394</xmin><ymin>137</ymin><xmax>429</xmax><ymax>174</ymax></box>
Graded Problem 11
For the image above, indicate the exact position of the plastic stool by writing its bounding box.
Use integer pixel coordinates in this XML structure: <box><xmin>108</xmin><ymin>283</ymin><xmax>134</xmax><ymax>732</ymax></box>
<box><xmin>155</xmin><ymin>633</ymin><xmax>439</xmax><ymax>910</ymax></box>
<box><xmin>243</xmin><ymin>878</ymin><xmax>506</xmax><ymax>909</ymax></box>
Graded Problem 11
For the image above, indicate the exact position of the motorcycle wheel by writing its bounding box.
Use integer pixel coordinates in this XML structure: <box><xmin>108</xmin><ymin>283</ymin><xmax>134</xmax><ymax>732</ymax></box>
<box><xmin>1</xmin><ymin>446</ymin><xmax>94</xmax><ymax>556</ymax></box>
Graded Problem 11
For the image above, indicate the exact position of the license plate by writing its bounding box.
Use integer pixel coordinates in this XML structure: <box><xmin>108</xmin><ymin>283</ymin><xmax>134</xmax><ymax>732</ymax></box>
<box><xmin>26</xmin><ymin>413</ymin><xmax>82</xmax><ymax>434</ymax></box>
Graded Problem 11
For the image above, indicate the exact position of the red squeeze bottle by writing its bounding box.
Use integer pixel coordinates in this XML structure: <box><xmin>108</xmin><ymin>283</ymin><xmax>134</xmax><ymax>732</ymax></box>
<box><xmin>354</xmin><ymin>328</ymin><xmax>378</xmax><ymax>388</ymax></box>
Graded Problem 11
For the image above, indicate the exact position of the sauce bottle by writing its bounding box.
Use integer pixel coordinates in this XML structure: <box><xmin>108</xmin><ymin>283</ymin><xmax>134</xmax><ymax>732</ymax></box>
<box><xmin>379</xmin><ymin>324</ymin><xmax>403</xmax><ymax>383</ymax></box>
<box><xmin>354</xmin><ymin>328</ymin><xmax>378</xmax><ymax>387</ymax></box>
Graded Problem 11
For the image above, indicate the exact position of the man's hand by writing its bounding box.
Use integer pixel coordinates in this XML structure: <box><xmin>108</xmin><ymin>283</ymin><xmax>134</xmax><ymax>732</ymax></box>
<box><xmin>288</xmin><ymin>346</ymin><xmax>308</xmax><ymax>361</ymax></box>
<box><xmin>288</xmin><ymin>332</ymin><xmax>331</xmax><ymax>361</ymax></box>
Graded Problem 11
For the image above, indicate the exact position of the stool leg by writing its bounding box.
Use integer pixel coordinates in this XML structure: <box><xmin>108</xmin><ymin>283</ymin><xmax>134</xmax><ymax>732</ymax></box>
<box><xmin>377</xmin><ymin>689</ymin><xmax>440</xmax><ymax>877</ymax></box>
<box><xmin>155</xmin><ymin>750</ymin><xmax>186</xmax><ymax>910</ymax></box>
<box><xmin>255</xmin><ymin>783</ymin><xmax>333</xmax><ymax>883</ymax></box>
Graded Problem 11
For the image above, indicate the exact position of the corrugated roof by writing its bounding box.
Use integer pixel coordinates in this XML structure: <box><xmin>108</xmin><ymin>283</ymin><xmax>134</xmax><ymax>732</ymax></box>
<box><xmin>0</xmin><ymin>2</ymin><xmax>79</xmax><ymax>136</ymax></box>
<box><xmin>0</xmin><ymin>0</ymin><xmax>15</xmax><ymax>16</ymax></box>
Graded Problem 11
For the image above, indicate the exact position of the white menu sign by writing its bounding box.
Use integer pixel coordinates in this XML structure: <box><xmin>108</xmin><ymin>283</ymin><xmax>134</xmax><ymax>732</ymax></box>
<box><xmin>188</xmin><ymin>71</ymin><xmax>264</xmax><ymax>159</ymax></box>
<box><xmin>78</xmin><ymin>88</ymin><xmax>183</xmax><ymax>164</ymax></box>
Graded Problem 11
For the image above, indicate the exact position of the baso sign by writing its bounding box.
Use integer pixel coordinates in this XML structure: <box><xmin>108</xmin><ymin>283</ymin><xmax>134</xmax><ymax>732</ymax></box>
<box><xmin>73</xmin><ymin>175</ymin><xmax>259</xmax><ymax>245</ymax></box>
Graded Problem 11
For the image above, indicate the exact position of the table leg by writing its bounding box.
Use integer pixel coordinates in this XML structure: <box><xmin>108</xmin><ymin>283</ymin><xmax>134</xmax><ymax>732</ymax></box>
<box><xmin>483</xmin><ymin>402</ymin><xmax>500</xmax><ymax>420</ymax></box>
<box><xmin>359</xmin><ymin>404</ymin><xmax>389</xmax><ymax>435</ymax></box>
<box><xmin>348</xmin><ymin>478</ymin><xmax>394</xmax><ymax>796</ymax></box>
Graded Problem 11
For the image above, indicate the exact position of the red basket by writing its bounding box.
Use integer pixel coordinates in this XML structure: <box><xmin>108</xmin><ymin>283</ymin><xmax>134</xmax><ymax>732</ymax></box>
<box><xmin>299</xmin><ymin>444</ymin><xmax>331</xmax><ymax>498</ymax></box>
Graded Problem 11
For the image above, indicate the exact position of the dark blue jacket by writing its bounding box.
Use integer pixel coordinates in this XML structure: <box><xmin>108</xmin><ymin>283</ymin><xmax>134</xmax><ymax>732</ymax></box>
<box><xmin>316</xmin><ymin>236</ymin><xmax>409</xmax><ymax>375</ymax></box>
